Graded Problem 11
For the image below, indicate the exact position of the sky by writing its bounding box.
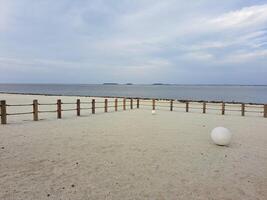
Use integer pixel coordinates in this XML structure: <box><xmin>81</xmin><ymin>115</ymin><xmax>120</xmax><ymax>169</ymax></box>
<box><xmin>0</xmin><ymin>0</ymin><xmax>267</xmax><ymax>84</ymax></box>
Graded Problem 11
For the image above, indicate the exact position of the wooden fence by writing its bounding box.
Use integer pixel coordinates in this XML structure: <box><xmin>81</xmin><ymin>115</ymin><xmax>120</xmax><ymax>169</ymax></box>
<box><xmin>0</xmin><ymin>98</ymin><xmax>266</xmax><ymax>125</ymax></box>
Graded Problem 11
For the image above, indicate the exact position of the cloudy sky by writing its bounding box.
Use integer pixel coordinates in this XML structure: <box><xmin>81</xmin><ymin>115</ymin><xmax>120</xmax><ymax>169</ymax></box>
<box><xmin>0</xmin><ymin>0</ymin><xmax>267</xmax><ymax>84</ymax></box>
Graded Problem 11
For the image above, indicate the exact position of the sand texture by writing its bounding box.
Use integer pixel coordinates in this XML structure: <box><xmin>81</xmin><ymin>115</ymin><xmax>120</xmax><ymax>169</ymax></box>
<box><xmin>0</xmin><ymin>94</ymin><xmax>267</xmax><ymax>200</ymax></box>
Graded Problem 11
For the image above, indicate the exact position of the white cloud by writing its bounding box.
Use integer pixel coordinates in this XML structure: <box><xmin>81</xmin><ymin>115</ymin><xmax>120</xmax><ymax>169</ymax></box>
<box><xmin>1</xmin><ymin>1</ymin><xmax>267</xmax><ymax>83</ymax></box>
<box><xmin>209</xmin><ymin>4</ymin><xmax>267</xmax><ymax>29</ymax></box>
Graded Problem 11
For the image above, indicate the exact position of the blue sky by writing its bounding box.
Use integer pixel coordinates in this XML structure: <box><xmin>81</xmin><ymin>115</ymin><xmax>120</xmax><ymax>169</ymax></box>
<box><xmin>0</xmin><ymin>0</ymin><xmax>267</xmax><ymax>84</ymax></box>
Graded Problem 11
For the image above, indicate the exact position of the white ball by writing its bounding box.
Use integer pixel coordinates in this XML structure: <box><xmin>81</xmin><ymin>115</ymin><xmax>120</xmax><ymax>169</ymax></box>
<box><xmin>211</xmin><ymin>127</ymin><xmax>232</xmax><ymax>146</ymax></box>
<box><xmin>152</xmin><ymin>110</ymin><xmax>156</xmax><ymax>115</ymax></box>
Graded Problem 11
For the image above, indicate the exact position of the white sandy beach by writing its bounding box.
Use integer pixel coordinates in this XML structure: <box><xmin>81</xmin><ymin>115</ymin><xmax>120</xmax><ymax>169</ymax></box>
<box><xmin>0</xmin><ymin>94</ymin><xmax>267</xmax><ymax>200</ymax></box>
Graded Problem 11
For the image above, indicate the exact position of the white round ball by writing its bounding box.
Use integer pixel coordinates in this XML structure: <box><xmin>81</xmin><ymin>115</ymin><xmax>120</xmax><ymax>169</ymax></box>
<box><xmin>152</xmin><ymin>110</ymin><xmax>156</xmax><ymax>115</ymax></box>
<box><xmin>211</xmin><ymin>127</ymin><xmax>232</xmax><ymax>146</ymax></box>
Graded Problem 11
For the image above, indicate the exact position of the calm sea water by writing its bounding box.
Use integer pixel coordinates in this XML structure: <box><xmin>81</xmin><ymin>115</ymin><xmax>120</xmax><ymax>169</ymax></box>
<box><xmin>0</xmin><ymin>84</ymin><xmax>267</xmax><ymax>104</ymax></box>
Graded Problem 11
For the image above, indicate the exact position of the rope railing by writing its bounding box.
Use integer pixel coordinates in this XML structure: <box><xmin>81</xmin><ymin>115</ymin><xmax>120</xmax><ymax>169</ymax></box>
<box><xmin>61</xmin><ymin>102</ymin><xmax>76</xmax><ymax>105</ymax></box>
<box><xmin>190</xmin><ymin>107</ymin><xmax>203</xmax><ymax>110</ymax></box>
<box><xmin>245</xmin><ymin>110</ymin><xmax>264</xmax><ymax>113</ymax></box>
<box><xmin>62</xmin><ymin>109</ymin><xmax>77</xmax><ymax>112</ymax></box>
<box><xmin>0</xmin><ymin>98</ymin><xmax>266</xmax><ymax>125</ymax></box>
<box><xmin>80</xmin><ymin>102</ymin><xmax>91</xmax><ymax>104</ymax></box>
<box><xmin>138</xmin><ymin>99</ymin><xmax>267</xmax><ymax>117</ymax></box>
<box><xmin>38</xmin><ymin>110</ymin><xmax>57</xmax><ymax>113</ymax></box>
<box><xmin>7</xmin><ymin>112</ymin><xmax>33</xmax><ymax>116</ymax></box>
<box><xmin>38</xmin><ymin>103</ymin><xmax>57</xmax><ymax>106</ymax></box>
<box><xmin>0</xmin><ymin>97</ymin><xmax>138</xmax><ymax>124</ymax></box>
<box><xmin>245</xmin><ymin>105</ymin><xmax>263</xmax><ymax>109</ymax></box>
<box><xmin>6</xmin><ymin>104</ymin><xmax>33</xmax><ymax>107</ymax></box>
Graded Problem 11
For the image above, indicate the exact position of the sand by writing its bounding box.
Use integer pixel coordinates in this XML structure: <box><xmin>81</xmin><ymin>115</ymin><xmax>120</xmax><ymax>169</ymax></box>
<box><xmin>0</xmin><ymin>94</ymin><xmax>267</xmax><ymax>200</ymax></box>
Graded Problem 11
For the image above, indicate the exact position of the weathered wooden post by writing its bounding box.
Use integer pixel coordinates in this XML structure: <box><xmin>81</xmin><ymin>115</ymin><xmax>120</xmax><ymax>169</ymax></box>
<box><xmin>137</xmin><ymin>99</ymin><xmax>140</xmax><ymax>109</ymax></box>
<box><xmin>92</xmin><ymin>99</ymin><xmax>95</xmax><ymax>114</ymax></box>
<box><xmin>186</xmin><ymin>102</ymin><xmax>189</xmax><ymax>112</ymax></box>
<box><xmin>57</xmin><ymin>99</ymin><xmax>62</xmax><ymax>119</ymax></box>
<box><xmin>222</xmin><ymin>102</ymin><xmax>225</xmax><ymax>115</ymax></box>
<box><xmin>123</xmin><ymin>98</ymin><xmax>126</xmax><ymax>110</ymax></box>
<box><xmin>115</xmin><ymin>98</ymin><xmax>118</xmax><ymax>112</ymax></box>
<box><xmin>153</xmin><ymin>99</ymin><xmax>156</xmax><ymax>110</ymax></box>
<box><xmin>264</xmin><ymin>104</ymin><xmax>267</xmax><ymax>118</ymax></box>
<box><xmin>33</xmin><ymin>99</ymin><xmax>38</xmax><ymax>121</ymax></box>
<box><xmin>105</xmin><ymin>99</ymin><xmax>108</xmax><ymax>112</ymax></box>
<box><xmin>1</xmin><ymin>100</ymin><xmax>7</xmax><ymax>124</ymax></box>
<box><xmin>203</xmin><ymin>102</ymin><xmax>206</xmax><ymax>114</ymax></box>
<box><xmin>77</xmin><ymin>99</ymin><xmax>80</xmax><ymax>116</ymax></box>
<box><xmin>130</xmin><ymin>98</ymin><xmax>133</xmax><ymax>109</ymax></box>
<box><xmin>170</xmin><ymin>100</ymin><xmax>173</xmax><ymax>111</ymax></box>
<box><xmin>241</xmin><ymin>103</ymin><xmax>245</xmax><ymax>116</ymax></box>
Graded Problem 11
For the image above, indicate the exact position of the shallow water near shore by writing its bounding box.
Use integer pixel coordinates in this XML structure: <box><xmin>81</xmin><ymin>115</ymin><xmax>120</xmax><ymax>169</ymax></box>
<box><xmin>0</xmin><ymin>84</ymin><xmax>267</xmax><ymax>104</ymax></box>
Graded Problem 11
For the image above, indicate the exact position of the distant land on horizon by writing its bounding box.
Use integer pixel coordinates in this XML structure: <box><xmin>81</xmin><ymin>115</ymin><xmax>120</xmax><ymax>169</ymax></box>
<box><xmin>0</xmin><ymin>83</ymin><xmax>267</xmax><ymax>86</ymax></box>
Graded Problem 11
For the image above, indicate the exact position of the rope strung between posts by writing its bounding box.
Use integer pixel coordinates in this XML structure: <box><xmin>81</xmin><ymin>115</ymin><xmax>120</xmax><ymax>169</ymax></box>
<box><xmin>6</xmin><ymin>104</ymin><xmax>33</xmax><ymax>107</ymax></box>
<box><xmin>7</xmin><ymin>112</ymin><xmax>33</xmax><ymax>116</ymax></box>
<box><xmin>38</xmin><ymin>110</ymin><xmax>57</xmax><ymax>113</ymax></box>
<box><xmin>38</xmin><ymin>103</ymin><xmax>57</xmax><ymax>106</ymax></box>
<box><xmin>1</xmin><ymin>98</ymin><xmax>266</xmax><ymax>125</ymax></box>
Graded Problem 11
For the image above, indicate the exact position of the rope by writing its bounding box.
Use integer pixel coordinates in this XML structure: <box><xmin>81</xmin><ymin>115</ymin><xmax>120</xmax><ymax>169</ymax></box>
<box><xmin>39</xmin><ymin>110</ymin><xmax>57</xmax><ymax>113</ymax></box>
<box><xmin>245</xmin><ymin>105</ymin><xmax>263</xmax><ymax>109</ymax></box>
<box><xmin>225</xmin><ymin>109</ymin><xmax>241</xmax><ymax>112</ymax></box>
<box><xmin>108</xmin><ymin>105</ymin><xmax>117</xmax><ymax>108</ymax></box>
<box><xmin>6</xmin><ymin>104</ymin><xmax>33</xmax><ymax>107</ymax></box>
<box><xmin>245</xmin><ymin>110</ymin><xmax>263</xmax><ymax>113</ymax></box>
<box><xmin>80</xmin><ymin>102</ymin><xmax>91</xmax><ymax>104</ymax></box>
<box><xmin>81</xmin><ymin>108</ymin><xmax>93</xmax><ymax>110</ymax></box>
<box><xmin>225</xmin><ymin>104</ymin><xmax>242</xmax><ymax>107</ymax></box>
<box><xmin>190</xmin><ymin>107</ymin><xmax>203</xmax><ymax>110</ymax></box>
<box><xmin>7</xmin><ymin>112</ymin><xmax>33</xmax><ymax>116</ymax></box>
<box><xmin>62</xmin><ymin>109</ymin><xmax>77</xmax><ymax>111</ymax></box>
<box><xmin>156</xmin><ymin>101</ymin><xmax>171</xmax><ymax>104</ymax></box>
<box><xmin>207</xmin><ymin>108</ymin><xmax>221</xmax><ymax>111</ymax></box>
<box><xmin>38</xmin><ymin>103</ymin><xmax>57</xmax><ymax>106</ymax></box>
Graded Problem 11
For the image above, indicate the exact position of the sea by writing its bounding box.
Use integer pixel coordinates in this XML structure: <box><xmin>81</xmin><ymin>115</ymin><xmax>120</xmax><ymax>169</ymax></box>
<box><xmin>0</xmin><ymin>84</ymin><xmax>267</xmax><ymax>104</ymax></box>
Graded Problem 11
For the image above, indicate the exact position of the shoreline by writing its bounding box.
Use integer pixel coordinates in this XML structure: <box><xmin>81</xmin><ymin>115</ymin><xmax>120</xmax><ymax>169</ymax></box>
<box><xmin>0</xmin><ymin>92</ymin><xmax>264</xmax><ymax>105</ymax></box>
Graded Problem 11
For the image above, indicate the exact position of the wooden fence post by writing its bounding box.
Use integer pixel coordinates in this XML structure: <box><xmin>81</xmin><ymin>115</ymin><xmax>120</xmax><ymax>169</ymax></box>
<box><xmin>1</xmin><ymin>100</ymin><xmax>7</xmax><ymax>124</ymax></box>
<box><xmin>186</xmin><ymin>102</ymin><xmax>189</xmax><ymax>112</ymax></box>
<box><xmin>222</xmin><ymin>102</ymin><xmax>225</xmax><ymax>115</ymax></box>
<box><xmin>123</xmin><ymin>98</ymin><xmax>126</xmax><ymax>110</ymax></box>
<box><xmin>115</xmin><ymin>98</ymin><xmax>118</xmax><ymax>112</ymax></box>
<box><xmin>241</xmin><ymin>103</ymin><xmax>245</xmax><ymax>116</ymax></box>
<box><xmin>130</xmin><ymin>98</ymin><xmax>133</xmax><ymax>109</ymax></box>
<box><xmin>137</xmin><ymin>99</ymin><xmax>140</xmax><ymax>109</ymax></box>
<box><xmin>92</xmin><ymin>99</ymin><xmax>95</xmax><ymax>114</ymax></box>
<box><xmin>152</xmin><ymin>99</ymin><xmax>155</xmax><ymax>110</ymax></box>
<box><xmin>170</xmin><ymin>100</ymin><xmax>173</xmax><ymax>111</ymax></box>
<box><xmin>57</xmin><ymin>99</ymin><xmax>62</xmax><ymax>119</ymax></box>
<box><xmin>77</xmin><ymin>99</ymin><xmax>80</xmax><ymax>116</ymax></box>
<box><xmin>33</xmin><ymin>99</ymin><xmax>38</xmax><ymax>121</ymax></box>
<box><xmin>264</xmin><ymin>104</ymin><xmax>267</xmax><ymax>118</ymax></box>
<box><xmin>203</xmin><ymin>102</ymin><xmax>206</xmax><ymax>114</ymax></box>
<box><xmin>105</xmin><ymin>99</ymin><xmax>108</xmax><ymax>112</ymax></box>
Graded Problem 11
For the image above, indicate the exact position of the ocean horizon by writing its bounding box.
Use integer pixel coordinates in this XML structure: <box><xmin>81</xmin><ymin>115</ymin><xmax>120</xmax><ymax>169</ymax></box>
<box><xmin>0</xmin><ymin>83</ymin><xmax>266</xmax><ymax>104</ymax></box>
